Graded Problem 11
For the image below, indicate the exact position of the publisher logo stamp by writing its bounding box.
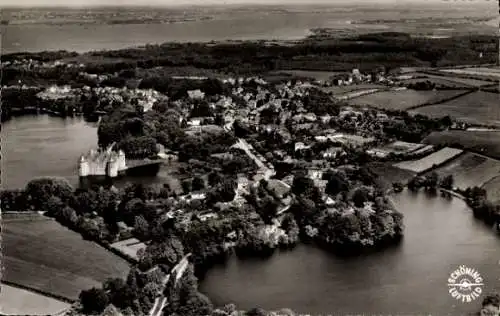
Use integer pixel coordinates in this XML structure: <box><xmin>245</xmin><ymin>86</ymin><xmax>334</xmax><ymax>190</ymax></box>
<box><xmin>448</xmin><ymin>265</ymin><xmax>484</xmax><ymax>303</ymax></box>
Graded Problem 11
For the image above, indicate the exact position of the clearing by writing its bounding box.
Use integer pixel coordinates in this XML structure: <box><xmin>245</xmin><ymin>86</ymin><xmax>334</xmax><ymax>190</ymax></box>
<box><xmin>411</xmin><ymin>91</ymin><xmax>500</xmax><ymax>127</ymax></box>
<box><xmin>428</xmin><ymin>152</ymin><xmax>500</xmax><ymax>190</ymax></box>
<box><xmin>3</xmin><ymin>213</ymin><xmax>130</xmax><ymax>301</ymax></box>
<box><xmin>347</xmin><ymin>89</ymin><xmax>467</xmax><ymax>111</ymax></box>
<box><xmin>424</xmin><ymin>130</ymin><xmax>500</xmax><ymax>160</ymax></box>
<box><xmin>393</xmin><ymin>147</ymin><xmax>464</xmax><ymax>174</ymax></box>
<box><xmin>0</xmin><ymin>283</ymin><xmax>70</xmax><ymax>316</ymax></box>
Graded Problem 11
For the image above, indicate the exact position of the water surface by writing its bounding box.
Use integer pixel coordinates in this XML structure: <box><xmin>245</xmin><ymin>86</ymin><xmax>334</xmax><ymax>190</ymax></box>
<box><xmin>199</xmin><ymin>191</ymin><xmax>500</xmax><ymax>315</ymax></box>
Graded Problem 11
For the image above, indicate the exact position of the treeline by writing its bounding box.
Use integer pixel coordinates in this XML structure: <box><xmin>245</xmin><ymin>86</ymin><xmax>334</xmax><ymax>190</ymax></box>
<box><xmin>459</xmin><ymin>186</ymin><xmax>500</xmax><ymax>227</ymax></box>
<box><xmin>382</xmin><ymin>111</ymin><xmax>453</xmax><ymax>143</ymax></box>
<box><xmin>3</xmin><ymin>33</ymin><xmax>497</xmax><ymax>80</ymax></box>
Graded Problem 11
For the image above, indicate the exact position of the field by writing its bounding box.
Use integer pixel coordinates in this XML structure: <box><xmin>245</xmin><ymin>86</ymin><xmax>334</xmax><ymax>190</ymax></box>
<box><xmin>399</xmin><ymin>77</ymin><xmax>473</xmax><ymax>89</ymax></box>
<box><xmin>424</xmin><ymin>130</ymin><xmax>500</xmax><ymax>160</ymax></box>
<box><xmin>321</xmin><ymin>83</ymin><xmax>387</xmax><ymax>95</ymax></box>
<box><xmin>440</xmin><ymin>67</ymin><xmax>500</xmax><ymax>80</ymax></box>
<box><xmin>368</xmin><ymin>141</ymin><xmax>428</xmax><ymax>157</ymax></box>
<box><xmin>110</xmin><ymin>238</ymin><xmax>147</xmax><ymax>261</ymax></box>
<box><xmin>367</xmin><ymin>162</ymin><xmax>417</xmax><ymax>191</ymax></box>
<box><xmin>3</xmin><ymin>213</ymin><xmax>130</xmax><ymax>301</ymax></box>
<box><xmin>483</xmin><ymin>176</ymin><xmax>500</xmax><ymax>204</ymax></box>
<box><xmin>0</xmin><ymin>283</ymin><xmax>70</xmax><ymax>316</ymax></box>
<box><xmin>405</xmin><ymin>72</ymin><xmax>494</xmax><ymax>87</ymax></box>
<box><xmin>270</xmin><ymin>70</ymin><xmax>346</xmax><ymax>82</ymax></box>
<box><xmin>411</xmin><ymin>91</ymin><xmax>500</xmax><ymax>127</ymax></box>
<box><xmin>428</xmin><ymin>152</ymin><xmax>500</xmax><ymax>190</ymax></box>
<box><xmin>393</xmin><ymin>147</ymin><xmax>464</xmax><ymax>174</ymax></box>
<box><xmin>346</xmin><ymin>89</ymin><xmax>467</xmax><ymax>110</ymax></box>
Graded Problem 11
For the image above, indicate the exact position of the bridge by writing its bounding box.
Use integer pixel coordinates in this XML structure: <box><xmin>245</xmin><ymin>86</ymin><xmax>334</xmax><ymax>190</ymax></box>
<box><xmin>148</xmin><ymin>253</ymin><xmax>192</xmax><ymax>316</ymax></box>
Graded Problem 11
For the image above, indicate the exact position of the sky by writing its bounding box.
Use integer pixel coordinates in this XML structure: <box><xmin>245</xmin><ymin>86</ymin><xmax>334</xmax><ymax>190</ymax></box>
<box><xmin>2</xmin><ymin>0</ymin><xmax>489</xmax><ymax>8</ymax></box>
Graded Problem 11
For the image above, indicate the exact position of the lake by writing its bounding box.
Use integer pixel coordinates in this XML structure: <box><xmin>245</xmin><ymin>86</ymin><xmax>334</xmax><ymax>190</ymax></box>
<box><xmin>2</xmin><ymin>115</ymin><xmax>179</xmax><ymax>190</ymax></box>
<box><xmin>2</xmin><ymin>4</ymin><xmax>497</xmax><ymax>54</ymax></box>
<box><xmin>199</xmin><ymin>191</ymin><xmax>500</xmax><ymax>315</ymax></box>
<box><xmin>3</xmin><ymin>115</ymin><xmax>500</xmax><ymax>314</ymax></box>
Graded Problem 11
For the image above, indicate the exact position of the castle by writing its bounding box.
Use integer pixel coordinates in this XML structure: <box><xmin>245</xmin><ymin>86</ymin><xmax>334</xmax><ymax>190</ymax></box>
<box><xmin>79</xmin><ymin>143</ymin><xmax>127</xmax><ymax>178</ymax></box>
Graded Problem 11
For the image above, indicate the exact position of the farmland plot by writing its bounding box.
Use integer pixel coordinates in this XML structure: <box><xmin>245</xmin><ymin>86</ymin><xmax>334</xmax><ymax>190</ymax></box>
<box><xmin>429</xmin><ymin>152</ymin><xmax>500</xmax><ymax>190</ymax></box>
<box><xmin>408</xmin><ymin>72</ymin><xmax>494</xmax><ymax>87</ymax></box>
<box><xmin>347</xmin><ymin>89</ymin><xmax>467</xmax><ymax>110</ymax></box>
<box><xmin>271</xmin><ymin>70</ymin><xmax>346</xmax><ymax>82</ymax></box>
<box><xmin>440</xmin><ymin>68</ymin><xmax>500</xmax><ymax>80</ymax></box>
<box><xmin>321</xmin><ymin>83</ymin><xmax>386</xmax><ymax>95</ymax></box>
<box><xmin>483</xmin><ymin>176</ymin><xmax>500</xmax><ymax>204</ymax></box>
<box><xmin>393</xmin><ymin>147</ymin><xmax>464</xmax><ymax>173</ymax></box>
<box><xmin>411</xmin><ymin>91</ymin><xmax>500</xmax><ymax>127</ymax></box>
<box><xmin>3</xmin><ymin>214</ymin><xmax>130</xmax><ymax>301</ymax></box>
<box><xmin>0</xmin><ymin>284</ymin><xmax>70</xmax><ymax>316</ymax></box>
<box><xmin>424</xmin><ymin>130</ymin><xmax>500</xmax><ymax>160</ymax></box>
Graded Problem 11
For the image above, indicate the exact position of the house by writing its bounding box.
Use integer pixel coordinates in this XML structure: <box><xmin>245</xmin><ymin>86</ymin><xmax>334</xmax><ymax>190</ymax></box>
<box><xmin>187</xmin><ymin>117</ymin><xmax>202</xmax><ymax>127</ymax></box>
<box><xmin>294</xmin><ymin>142</ymin><xmax>310</xmax><ymax>152</ymax></box>
<box><xmin>320</xmin><ymin>114</ymin><xmax>332</xmax><ymax>124</ymax></box>
<box><xmin>303</xmin><ymin>113</ymin><xmax>317</xmax><ymax>122</ymax></box>
<box><xmin>315</xmin><ymin>136</ymin><xmax>328</xmax><ymax>143</ymax></box>
<box><xmin>308</xmin><ymin>169</ymin><xmax>323</xmax><ymax>180</ymax></box>
<box><xmin>323</xmin><ymin>147</ymin><xmax>344</xmax><ymax>159</ymax></box>
<box><xmin>199</xmin><ymin>212</ymin><xmax>218</xmax><ymax>221</ymax></box>
<box><xmin>188</xmin><ymin>89</ymin><xmax>205</xmax><ymax>99</ymax></box>
<box><xmin>266</xmin><ymin>179</ymin><xmax>291</xmax><ymax>199</ymax></box>
<box><xmin>376</xmin><ymin>113</ymin><xmax>389</xmax><ymax>121</ymax></box>
<box><xmin>324</xmin><ymin>196</ymin><xmax>336</xmax><ymax>207</ymax></box>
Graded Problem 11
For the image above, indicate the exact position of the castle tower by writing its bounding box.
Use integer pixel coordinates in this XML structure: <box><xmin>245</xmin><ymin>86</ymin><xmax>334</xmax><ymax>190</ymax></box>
<box><xmin>106</xmin><ymin>156</ymin><xmax>119</xmax><ymax>178</ymax></box>
<box><xmin>117</xmin><ymin>150</ymin><xmax>127</xmax><ymax>172</ymax></box>
<box><xmin>78</xmin><ymin>155</ymin><xmax>89</xmax><ymax>177</ymax></box>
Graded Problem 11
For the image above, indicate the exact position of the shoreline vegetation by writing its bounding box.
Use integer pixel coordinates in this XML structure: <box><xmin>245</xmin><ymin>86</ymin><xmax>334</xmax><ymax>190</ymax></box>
<box><xmin>2</xmin><ymin>32</ymin><xmax>499</xmax><ymax>315</ymax></box>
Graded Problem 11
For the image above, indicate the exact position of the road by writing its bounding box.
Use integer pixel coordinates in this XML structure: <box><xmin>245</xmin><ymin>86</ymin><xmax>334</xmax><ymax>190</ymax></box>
<box><xmin>233</xmin><ymin>138</ymin><xmax>276</xmax><ymax>180</ymax></box>
<box><xmin>148</xmin><ymin>253</ymin><xmax>192</xmax><ymax>316</ymax></box>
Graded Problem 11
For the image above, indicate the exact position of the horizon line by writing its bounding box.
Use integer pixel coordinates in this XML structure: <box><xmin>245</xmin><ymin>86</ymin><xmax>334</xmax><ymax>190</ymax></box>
<box><xmin>1</xmin><ymin>0</ymin><xmax>494</xmax><ymax>9</ymax></box>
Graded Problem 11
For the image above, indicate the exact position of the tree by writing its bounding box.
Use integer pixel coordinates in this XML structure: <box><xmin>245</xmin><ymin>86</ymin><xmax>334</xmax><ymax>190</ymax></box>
<box><xmin>192</xmin><ymin>176</ymin><xmax>205</xmax><ymax>191</ymax></box>
<box><xmin>134</xmin><ymin>215</ymin><xmax>150</xmax><ymax>241</ymax></box>
<box><xmin>79</xmin><ymin>287</ymin><xmax>109</xmax><ymax>314</ymax></box>
<box><xmin>25</xmin><ymin>177</ymin><xmax>74</xmax><ymax>209</ymax></box>
<box><xmin>352</xmin><ymin>187</ymin><xmax>370</xmax><ymax>208</ymax></box>
<box><xmin>326</xmin><ymin>173</ymin><xmax>349</xmax><ymax>196</ymax></box>
<box><xmin>425</xmin><ymin>172</ymin><xmax>439</xmax><ymax>190</ymax></box>
<box><xmin>208</xmin><ymin>171</ymin><xmax>223</xmax><ymax>187</ymax></box>
<box><xmin>44</xmin><ymin>196</ymin><xmax>65</xmax><ymax>217</ymax></box>
<box><xmin>440</xmin><ymin>175</ymin><xmax>454</xmax><ymax>190</ymax></box>
<box><xmin>182</xmin><ymin>179</ymin><xmax>193</xmax><ymax>194</ymax></box>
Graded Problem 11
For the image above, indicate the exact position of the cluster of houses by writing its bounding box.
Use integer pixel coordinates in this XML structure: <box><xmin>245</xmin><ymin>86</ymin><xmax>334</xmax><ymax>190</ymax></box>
<box><xmin>326</xmin><ymin>68</ymin><xmax>388</xmax><ymax>86</ymax></box>
<box><xmin>35</xmin><ymin>84</ymin><xmax>164</xmax><ymax>112</ymax></box>
<box><xmin>1</xmin><ymin>59</ymin><xmax>85</xmax><ymax>71</ymax></box>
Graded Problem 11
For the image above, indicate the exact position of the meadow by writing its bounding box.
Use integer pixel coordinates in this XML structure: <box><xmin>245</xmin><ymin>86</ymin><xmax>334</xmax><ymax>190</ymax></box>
<box><xmin>482</xmin><ymin>176</ymin><xmax>500</xmax><ymax>204</ymax></box>
<box><xmin>367</xmin><ymin>162</ymin><xmax>416</xmax><ymax>191</ymax></box>
<box><xmin>440</xmin><ymin>67</ymin><xmax>500</xmax><ymax>80</ymax></box>
<box><xmin>393</xmin><ymin>147</ymin><xmax>464</xmax><ymax>174</ymax></box>
<box><xmin>424</xmin><ymin>130</ymin><xmax>500</xmax><ymax>160</ymax></box>
<box><xmin>270</xmin><ymin>70</ymin><xmax>346</xmax><ymax>82</ymax></box>
<box><xmin>0</xmin><ymin>283</ymin><xmax>70</xmax><ymax>316</ymax></box>
<box><xmin>399</xmin><ymin>77</ymin><xmax>473</xmax><ymax>89</ymax></box>
<box><xmin>346</xmin><ymin>89</ymin><xmax>467</xmax><ymax>110</ymax></box>
<box><xmin>411</xmin><ymin>91</ymin><xmax>500</xmax><ymax>127</ymax></box>
<box><xmin>3</xmin><ymin>213</ymin><xmax>130</xmax><ymax>301</ymax></box>
<box><xmin>408</xmin><ymin>72</ymin><xmax>494</xmax><ymax>87</ymax></box>
<box><xmin>428</xmin><ymin>152</ymin><xmax>500</xmax><ymax>190</ymax></box>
